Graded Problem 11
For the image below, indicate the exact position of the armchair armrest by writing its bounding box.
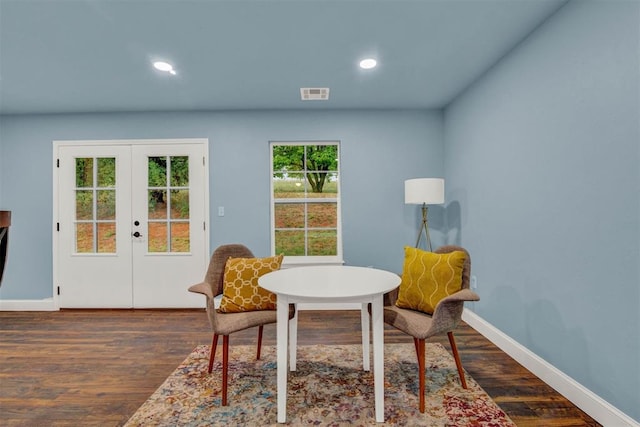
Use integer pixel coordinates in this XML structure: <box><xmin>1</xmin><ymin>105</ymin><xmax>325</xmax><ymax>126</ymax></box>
<box><xmin>188</xmin><ymin>282</ymin><xmax>214</xmax><ymax>299</ymax></box>
<box><xmin>438</xmin><ymin>288</ymin><xmax>480</xmax><ymax>305</ymax></box>
<box><xmin>426</xmin><ymin>289</ymin><xmax>479</xmax><ymax>338</ymax></box>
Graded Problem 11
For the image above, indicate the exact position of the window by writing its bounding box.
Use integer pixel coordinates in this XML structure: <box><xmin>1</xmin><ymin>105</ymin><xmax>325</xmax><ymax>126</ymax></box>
<box><xmin>270</xmin><ymin>142</ymin><xmax>342</xmax><ymax>264</ymax></box>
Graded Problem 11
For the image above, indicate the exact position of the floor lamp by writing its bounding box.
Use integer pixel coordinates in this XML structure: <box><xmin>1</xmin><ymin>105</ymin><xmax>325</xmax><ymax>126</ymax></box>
<box><xmin>405</xmin><ymin>178</ymin><xmax>444</xmax><ymax>251</ymax></box>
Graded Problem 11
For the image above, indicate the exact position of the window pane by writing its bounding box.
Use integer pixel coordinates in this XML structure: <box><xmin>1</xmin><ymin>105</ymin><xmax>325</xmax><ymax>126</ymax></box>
<box><xmin>308</xmin><ymin>230</ymin><xmax>337</xmax><ymax>256</ymax></box>
<box><xmin>273</xmin><ymin>173</ymin><xmax>306</xmax><ymax>199</ymax></box>
<box><xmin>170</xmin><ymin>222</ymin><xmax>190</xmax><ymax>252</ymax></box>
<box><xmin>273</xmin><ymin>145</ymin><xmax>304</xmax><ymax>171</ymax></box>
<box><xmin>170</xmin><ymin>189</ymin><xmax>189</xmax><ymax>219</ymax></box>
<box><xmin>305</xmin><ymin>145</ymin><xmax>338</xmax><ymax>172</ymax></box>
<box><xmin>97</xmin><ymin>158</ymin><xmax>116</xmax><ymax>187</ymax></box>
<box><xmin>96</xmin><ymin>190</ymin><xmax>115</xmax><ymax>220</ymax></box>
<box><xmin>148</xmin><ymin>157</ymin><xmax>167</xmax><ymax>186</ymax></box>
<box><xmin>305</xmin><ymin>171</ymin><xmax>338</xmax><ymax>197</ymax></box>
<box><xmin>148</xmin><ymin>190</ymin><xmax>167</xmax><ymax>219</ymax></box>
<box><xmin>170</xmin><ymin>156</ymin><xmax>189</xmax><ymax>186</ymax></box>
<box><xmin>275</xmin><ymin>203</ymin><xmax>304</xmax><ymax>228</ymax></box>
<box><xmin>275</xmin><ymin>230</ymin><xmax>305</xmax><ymax>256</ymax></box>
<box><xmin>76</xmin><ymin>223</ymin><xmax>94</xmax><ymax>253</ymax></box>
<box><xmin>97</xmin><ymin>222</ymin><xmax>116</xmax><ymax>253</ymax></box>
<box><xmin>76</xmin><ymin>158</ymin><xmax>94</xmax><ymax>188</ymax></box>
<box><xmin>325</xmin><ymin>172</ymin><xmax>339</xmax><ymax>195</ymax></box>
<box><xmin>308</xmin><ymin>202</ymin><xmax>336</xmax><ymax>228</ymax></box>
<box><xmin>76</xmin><ymin>190</ymin><xmax>93</xmax><ymax>220</ymax></box>
<box><xmin>148</xmin><ymin>222</ymin><xmax>167</xmax><ymax>252</ymax></box>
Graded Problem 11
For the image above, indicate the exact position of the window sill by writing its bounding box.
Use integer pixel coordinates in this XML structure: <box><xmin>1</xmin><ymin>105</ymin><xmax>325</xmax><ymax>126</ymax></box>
<box><xmin>281</xmin><ymin>256</ymin><xmax>345</xmax><ymax>269</ymax></box>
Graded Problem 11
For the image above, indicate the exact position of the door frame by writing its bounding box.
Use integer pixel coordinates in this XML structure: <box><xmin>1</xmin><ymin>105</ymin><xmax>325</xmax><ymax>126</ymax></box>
<box><xmin>52</xmin><ymin>138</ymin><xmax>210</xmax><ymax>310</ymax></box>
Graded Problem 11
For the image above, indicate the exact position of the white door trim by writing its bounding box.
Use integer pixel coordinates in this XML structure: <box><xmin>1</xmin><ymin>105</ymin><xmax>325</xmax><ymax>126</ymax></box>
<box><xmin>52</xmin><ymin>138</ymin><xmax>210</xmax><ymax>309</ymax></box>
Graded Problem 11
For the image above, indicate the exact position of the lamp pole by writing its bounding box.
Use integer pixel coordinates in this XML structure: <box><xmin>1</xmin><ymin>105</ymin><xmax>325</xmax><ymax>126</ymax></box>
<box><xmin>414</xmin><ymin>203</ymin><xmax>433</xmax><ymax>251</ymax></box>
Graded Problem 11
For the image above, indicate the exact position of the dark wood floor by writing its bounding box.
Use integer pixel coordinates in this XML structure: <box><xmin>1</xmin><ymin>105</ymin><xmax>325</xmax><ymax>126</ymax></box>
<box><xmin>0</xmin><ymin>309</ymin><xmax>599</xmax><ymax>426</ymax></box>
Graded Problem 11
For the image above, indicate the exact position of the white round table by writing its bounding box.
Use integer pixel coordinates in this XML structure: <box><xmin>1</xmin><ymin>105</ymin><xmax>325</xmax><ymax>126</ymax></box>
<box><xmin>259</xmin><ymin>265</ymin><xmax>401</xmax><ymax>424</ymax></box>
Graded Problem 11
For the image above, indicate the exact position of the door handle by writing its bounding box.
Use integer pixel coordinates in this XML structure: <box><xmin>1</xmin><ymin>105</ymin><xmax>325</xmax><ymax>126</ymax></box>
<box><xmin>132</xmin><ymin>231</ymin><xmax>142</xmax><ymax>238</ymax></box>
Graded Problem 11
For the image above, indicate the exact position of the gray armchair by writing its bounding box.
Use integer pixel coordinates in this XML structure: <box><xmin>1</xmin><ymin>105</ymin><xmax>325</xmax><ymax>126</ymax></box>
<box><xmin>188</xmin><ymin>244</ymin><xmax>293</xmax><ymax>406</ymax></box>
<box><xmin>383</xmin><ymin>245</ymin><xmax>480</xmax><ymax>413</ymax></box>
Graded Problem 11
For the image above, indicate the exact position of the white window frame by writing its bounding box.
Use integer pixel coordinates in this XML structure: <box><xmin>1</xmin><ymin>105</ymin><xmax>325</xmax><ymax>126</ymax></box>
<box><xmin>270</xmin><ymin>141</ymin><xmax>343</xmax><ymax>266</ymax></box>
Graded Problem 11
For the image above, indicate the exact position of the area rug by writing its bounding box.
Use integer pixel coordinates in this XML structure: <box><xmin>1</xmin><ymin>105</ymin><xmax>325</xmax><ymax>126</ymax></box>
<box><xmin>125</xmin><ymin>343</ymin><xmax>516</xmax><ymax>426</ymax></box>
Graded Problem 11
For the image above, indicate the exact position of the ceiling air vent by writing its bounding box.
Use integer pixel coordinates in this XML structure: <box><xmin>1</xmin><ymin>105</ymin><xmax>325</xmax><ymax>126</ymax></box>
<box><xmin>300</xmin><ymin>87</ymin><xmax>330</xmax><ymax>101</ymax></box>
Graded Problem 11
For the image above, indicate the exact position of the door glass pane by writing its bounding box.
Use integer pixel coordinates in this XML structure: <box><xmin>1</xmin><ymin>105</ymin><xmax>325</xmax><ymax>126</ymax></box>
<box><xmin>74</xmin><ymin>156</ymin><xmax>117</xmax><ymax>254</ymax></box>
<box><xmin>75</xmin><ymin>158</ymin><xmax>93</xmax><ymax>188</ymax></box>
<box><xmin>148</xmin><ymin>222</ymin><xmax>167</xmax><ymax>252</ymax></box>
<box><xmin>170</xmin><ymin>222</ymin><xmax>190</xmax><ymax>252</ymax></box>
<box><xmin>308</xmin><ymin>202</ymin><xmax>336</xmax><ymax>228</ymax></box>
<box><xmin>147</xmin><ymin>155</ymin><xmax>192</xmax><ymax>254</ymax></box>
<box><xmin>97</xmin><ymin>158</ymin><xmax>116</xmax><ymax>187</ymax></box>
<box><xmin>275</xmin><ymin>230</ymin><xmax>305</xmax><ymax>255</ymax></box>
<box><xmin>170</xmin><ymin>156</ymin><xmax>189</xmax><ymax>186</ymax></box>
<box><xmin>170</xmin><ymin>190</ymin><xmax>189</xmax><ymax>219</ymax></box>
<box><xmin>97</xmin><ymin>223</ymin><xmax>116</xmax><ymax>253</ymax></box>
<box><xmin>148</xmin><ymin>190</ymin><xmax>167</xmax><ymax>219</ymax></box>
<box><xmin>76</xmin><ymin>191</ymin><xmax>93</xmax><ymax>220</ymax></box>
<box><xmin>76</xmin><ymin>223</ymin><xmax>94</xmax><ymax>253</ymax></box>
<box><xmin>148</xmin><ymin>157</ymin><xmax>167</xmax><ymax>186</ymax></box>
<box><xmin>275</xmin><ymin>203</ymin><xmax>304</xmax><ymax>228</ymax></box>
<box><xmin>96</xmin><ymin>190</ymin><xmax>115</xmax><ymax>220</ymax></box>
<box><xmin>308</xmin><ymin>230</ymin><xmax>337</xmax><ymax>256</ymax></box>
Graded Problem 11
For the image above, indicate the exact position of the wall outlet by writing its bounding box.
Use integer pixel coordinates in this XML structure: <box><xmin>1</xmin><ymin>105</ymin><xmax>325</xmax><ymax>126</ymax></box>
<box><xmin>218</xmin><ymin>206</ymin><xmax>225</xmax><ymax>217</ymax></box>
<box><xmin>470</xmin><ymin>275</ymin><xmax>478</xmax><ymax>289</ymax></box>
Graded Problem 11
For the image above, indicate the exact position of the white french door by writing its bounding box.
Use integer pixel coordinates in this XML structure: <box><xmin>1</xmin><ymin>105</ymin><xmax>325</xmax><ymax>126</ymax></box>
<box><xmin>130</xmin><ymin>144</ymin><xmax>206</xmax><ymax>307</ymax></box>
<box><xmin>54</xmin><ymin>139</ymin><xmax>209</xmax><ymax>308</ymax></box>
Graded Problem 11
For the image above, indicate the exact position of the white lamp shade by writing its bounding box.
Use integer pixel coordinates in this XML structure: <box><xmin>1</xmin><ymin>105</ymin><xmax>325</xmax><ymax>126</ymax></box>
<box><xmin>404</xmin><ymin>178</ymin><xmax>445</xmax><ymax>205</ymax></box>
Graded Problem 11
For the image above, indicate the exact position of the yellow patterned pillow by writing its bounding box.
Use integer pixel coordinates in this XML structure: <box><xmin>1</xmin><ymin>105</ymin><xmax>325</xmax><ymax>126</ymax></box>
<box><xmin>218</xmin><ymin>255</ymin><xmax>283</xmax><ymax>313</ymax></box>
<box><xmin>395</xmin><ymin>247</ymin><xmax>465</xmax><ymax>315</ymax></box>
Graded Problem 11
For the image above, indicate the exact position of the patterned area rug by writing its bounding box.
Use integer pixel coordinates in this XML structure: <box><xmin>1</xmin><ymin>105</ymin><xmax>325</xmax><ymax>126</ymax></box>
<box><xmin>126</xmin><ymin>343</ymin><xmax>516</xmax><ymax>426</ymax></box>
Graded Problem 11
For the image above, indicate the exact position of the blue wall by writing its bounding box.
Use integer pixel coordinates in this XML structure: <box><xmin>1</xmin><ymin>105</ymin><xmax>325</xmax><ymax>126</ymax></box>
<box><xmin>0</xmin><ymin>109</ymin><xmax>443</xmax><ymax>299</ymax></box>
<box><xmin>444</xmin><ymin>0</ymin><xmax>639</xmax><ymax>421</ymax></box>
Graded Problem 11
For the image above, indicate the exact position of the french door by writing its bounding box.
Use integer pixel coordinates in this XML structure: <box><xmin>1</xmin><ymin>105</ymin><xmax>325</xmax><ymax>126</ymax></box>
<box><xmin>54</xmin><ymin>139</ymin><xmax>209</xmax><ymax>308</ymax></box>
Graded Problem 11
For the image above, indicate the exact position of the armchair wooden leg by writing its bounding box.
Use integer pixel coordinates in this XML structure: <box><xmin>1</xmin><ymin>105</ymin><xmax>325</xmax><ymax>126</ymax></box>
<box><xmin>447</xmin><ymin>331</ymin><xmax>468</xmax><ymax>389</ymax></box>
<box><xmin>222</xmin><ymin>335</ymin><xmax>229</xmax><ymax>406</ymax></box>
<box><xmin>417</xmin><ymin>338</ymin><xmax>426</xmax><ymax>413</ymax></box>
<box><xmin>257</xmin><ymin>325</ymin><xmax>264</xmax><ymax>360</ymax></box>
<box><xmin>208</xmin><ymin>334</ymin><xmax>219</xmax><ymax>374</ymax></box>
<box><xmin>413</xmin><ymin>337</ymin><xmax>420</xmax><ymax>360</ymax></box>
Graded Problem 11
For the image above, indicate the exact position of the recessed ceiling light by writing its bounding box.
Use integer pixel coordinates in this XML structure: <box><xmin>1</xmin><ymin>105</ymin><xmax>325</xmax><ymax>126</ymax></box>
<box><xmin>359</xmin><ymin>58</ymin><xmax>377</xmax><ymax>69</ymax></box>
<box><xmin>153</xmin><ymin>61</ymin><xmax>177</xmax><ymax>75</ymax></box>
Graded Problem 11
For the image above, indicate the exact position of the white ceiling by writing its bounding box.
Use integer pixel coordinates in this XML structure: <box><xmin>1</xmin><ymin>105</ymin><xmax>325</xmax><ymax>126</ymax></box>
<box><xmin>0</xmin><ymin>0</ymin><xmax>567</xmax><ymax>115</ymax></box>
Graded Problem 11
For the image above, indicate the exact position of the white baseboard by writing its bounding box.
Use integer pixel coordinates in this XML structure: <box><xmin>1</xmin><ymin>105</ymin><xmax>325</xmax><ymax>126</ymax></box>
<box><xmin>0</xmin><ymin>298</ymin><xmax>57</xmax><ymax>311</ymax></box>
<box><xmin>462</xmin><ymin>309</ymin><xmax>639</xmax><ymax>427</ymax></box>
<box><xmin>211</xmin><ymin>295</ymin><xmax>359</xmax><ymax>311</ymax></box>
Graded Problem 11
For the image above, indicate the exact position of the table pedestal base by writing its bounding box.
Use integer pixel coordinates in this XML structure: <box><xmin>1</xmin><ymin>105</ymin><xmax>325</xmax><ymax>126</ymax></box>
<box><xmin>275</xmin><ymin>294</ymin><xmax>385</xmax><ymax>423</ymax></box>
